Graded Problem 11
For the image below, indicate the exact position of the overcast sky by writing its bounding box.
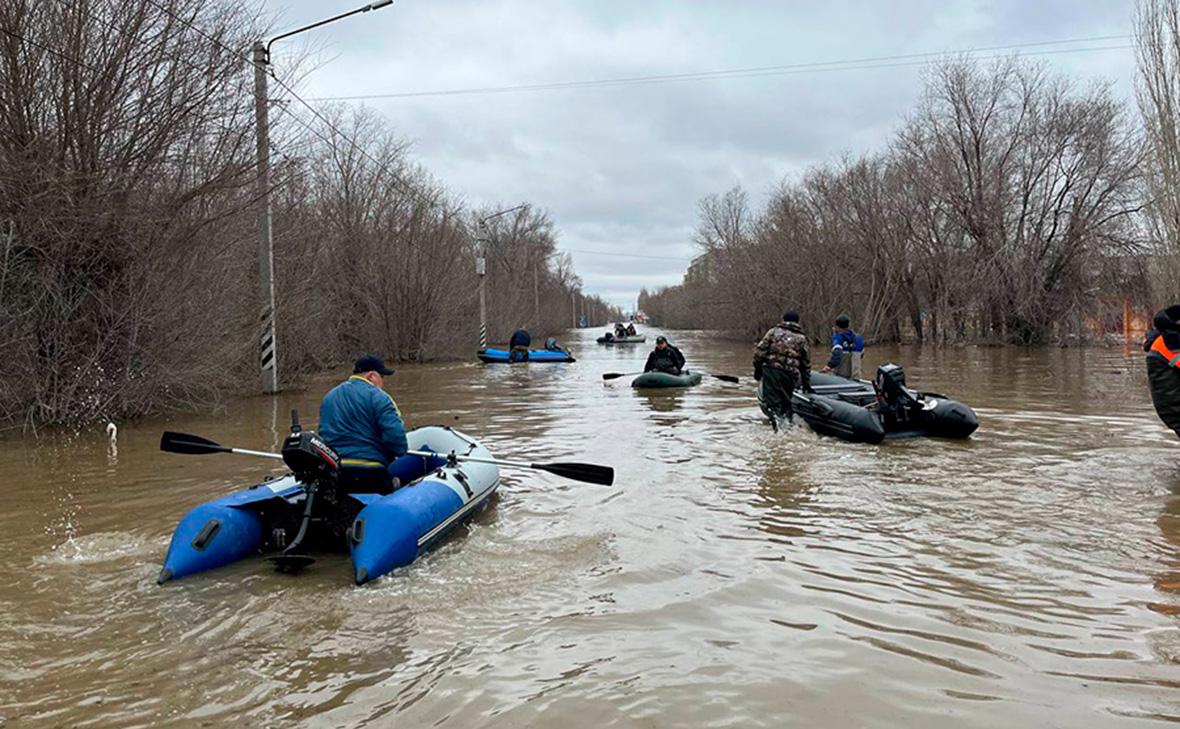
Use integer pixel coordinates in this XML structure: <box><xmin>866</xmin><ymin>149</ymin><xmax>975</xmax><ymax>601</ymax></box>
<box><xmin>260</xmin><ymin>0</ymin><xmax>1138</xmax><ymax>309</ymax></box>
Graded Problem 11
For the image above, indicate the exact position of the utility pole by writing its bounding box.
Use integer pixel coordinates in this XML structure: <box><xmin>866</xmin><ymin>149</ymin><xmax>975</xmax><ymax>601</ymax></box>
<box><xmin>253</xmin><ymin>41</ymin><xmax>278</xmax><ymax>394</ymax></box>
<box><xmin>476</xmin><ymin>204</ymin><xmax>528</xmax><ymax>351</ymax></box>
<box><xmin>252</xmin><ymin>1</ymin><xmax>393</xmax><ymax>394</ymax></box>
<box><xmin>532</xmin><ymin>255</ymin><xmax>539</xmax><ymax>328</ymax></box>
<box><xmin>571</xmin><ymin>290</ymin><xmax>576</xmax><ymax>328</ymax></box>
<box><xmin>476</xmin><ymin>239</ymin><xmax>488</xmax><ymax>350</ymax></box>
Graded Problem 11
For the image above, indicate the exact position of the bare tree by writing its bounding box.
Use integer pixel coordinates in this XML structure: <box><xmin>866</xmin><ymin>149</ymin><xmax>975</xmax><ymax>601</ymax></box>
<box><xmin>1137</xmin><ymin>0</ymin><xmax>1180</xmax><ymax>301</ymax></box>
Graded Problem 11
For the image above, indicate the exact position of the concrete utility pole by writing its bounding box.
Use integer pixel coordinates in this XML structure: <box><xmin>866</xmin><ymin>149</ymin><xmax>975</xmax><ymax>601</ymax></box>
<box><xmin>476</xmin><ymin>240</ymin><xmax>488</xmax><ymax>349</ymax></box>
<box><xmin>532</xmin><ymin>255</ymin><xmax>539</xmax><ymax>327</ymax></box>
<box><xmin>476</xmin><ymin>204</ymin><xmax>528</xmax><ymax>351</ymax></box>
<box><xmin>253</xmin><ymin>41</ymin><xmax>278</xmax><ymax>394</ymax></box>
<box><xmin>253</xmin><ymin>1</ymin><xmax>393</xmax><ymax>394</ymax></box>
<box><xmin>571</xmin><ymin>290</ymin><xmax>576</xmax><ymax>329</ymax></box>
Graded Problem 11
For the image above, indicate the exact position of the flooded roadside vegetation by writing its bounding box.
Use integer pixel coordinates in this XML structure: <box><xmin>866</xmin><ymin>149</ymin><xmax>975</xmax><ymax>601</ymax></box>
<box><xmin>4</xmin><ymin>0</ymin><xmax>1180</xmax><ymax>726</ymax></box>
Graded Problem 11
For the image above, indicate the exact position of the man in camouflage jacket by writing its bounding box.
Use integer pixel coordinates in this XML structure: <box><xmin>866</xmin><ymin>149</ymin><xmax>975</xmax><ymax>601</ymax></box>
<box><xmin>753</xmin><ymin>310</ymin><xmax>811</xmax><ymax>428</ymax></box>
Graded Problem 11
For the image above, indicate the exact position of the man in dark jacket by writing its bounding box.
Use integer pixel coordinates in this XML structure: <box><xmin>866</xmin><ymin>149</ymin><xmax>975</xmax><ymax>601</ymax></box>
<box><xmin>508</xmin><ymin>328</ymin><xmax>531</xmax><ymax>362</ymax></box>
<box><xmin>753</xmin><ymin>310</ymin><xmax>811</xmax><ymax>430</ymax></box>
<box><xmin>644</xmin><ymin>335</ymin><xmax>686</xmax><ymax>375</ymax></box>
<box><xmin>318</xmin><ymin>354</ymin><xmax>408</xmax><ymax>493</ymax></box>
<box><xmin>822</xmin><ymin>314</ymin><xmax>865</xmax><ymax>379</ymax></box>
<box><xmin>1145</xmin><ymin>305</ymin><xmax>1180</xmax><ymax>437</ymax></box>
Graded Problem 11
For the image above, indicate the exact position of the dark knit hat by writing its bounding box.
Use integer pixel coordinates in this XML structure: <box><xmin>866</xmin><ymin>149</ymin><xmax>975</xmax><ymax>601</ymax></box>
<box><xmin>783</xmin><ymin>310</ymin><xmax>799</xmax><ymax>322</ymax></box>
<box><xmin>835</xmin><ymin>314</ymin><xmax>850</xmax><ymax>328</ymax></box>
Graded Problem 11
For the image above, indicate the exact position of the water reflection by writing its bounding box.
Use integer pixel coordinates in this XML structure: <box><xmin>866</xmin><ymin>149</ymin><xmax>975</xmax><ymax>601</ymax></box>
<box><xmin>633</xmin><ymin>389</ymin><xmax>686</xmax><ymax>413</ymax></box>
<box><xmin>1150</xmin><ymin>481</ymin><xmax>1180</xmax><ymax>617</ymax></box>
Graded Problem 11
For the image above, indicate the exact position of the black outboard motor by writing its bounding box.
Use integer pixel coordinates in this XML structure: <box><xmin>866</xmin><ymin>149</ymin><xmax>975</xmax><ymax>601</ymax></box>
<box><xmin>281</xmin><ymin>421</ymin><xmax>340</xmax><ymax>485</ymax></box>
<box><xmin>874</xmin><ymin>363</ymin><xmax>922</xmax><ymax>425</ymax></box>
<box><xmin>875</xmin><ymin>363</ymin><xmax>916</xmax><ymax>406</ymax></box>
<box><xmin>272</xmin><ymin>411</ymin><xmax>341</xmax><ymax>573</ymax></box>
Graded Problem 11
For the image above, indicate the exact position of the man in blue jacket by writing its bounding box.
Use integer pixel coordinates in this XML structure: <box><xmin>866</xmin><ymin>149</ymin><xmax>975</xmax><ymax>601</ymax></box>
<box><xmin>822</xmin><ymin>314</ymin><xmax>864</xmax><ymax>379</ymax></box>
<box><xmin>508</xmin><ymin>328</ymin><xmax>531</xmax><ymax>362</ymax></box>
<box><xmin>318</xmin><ymin>354</ymin><xmax>408</xmax><ymax>494</ymax></box>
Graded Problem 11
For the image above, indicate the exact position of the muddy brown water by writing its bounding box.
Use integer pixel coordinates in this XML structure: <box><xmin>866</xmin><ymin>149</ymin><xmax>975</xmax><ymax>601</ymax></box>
<box><xmin>1</xmin><ymin>329</ymin><xmax>1178</xmax><ymax>727</ymax></box>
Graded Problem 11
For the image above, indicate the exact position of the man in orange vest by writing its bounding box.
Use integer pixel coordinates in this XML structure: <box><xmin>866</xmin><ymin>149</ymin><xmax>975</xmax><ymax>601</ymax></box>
<box><xmin>1144</xmin><ymin>305</ymin><xmax>1180</xmax><ymax>437</ymax></box>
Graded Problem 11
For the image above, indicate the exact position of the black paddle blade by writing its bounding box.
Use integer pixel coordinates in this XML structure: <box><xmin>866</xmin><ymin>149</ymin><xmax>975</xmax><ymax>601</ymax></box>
<box><xmin>711</xmin><ymin>374</ymin><xmax>740</xmax><ymax>384</ymax></box>
<box><xmin>602</xmin><ymin>372</ymin><xmax>626</xmax><ymax>381</ymax></box>
<box><xmin>160</xmin><ymin>431</ymin><xmax>228</xmax><ymax>456</ymax></box>
<box><xmin>537</xmin><ymin>462</ymin><xmax>615</xmax><ymax>485</ymax></box>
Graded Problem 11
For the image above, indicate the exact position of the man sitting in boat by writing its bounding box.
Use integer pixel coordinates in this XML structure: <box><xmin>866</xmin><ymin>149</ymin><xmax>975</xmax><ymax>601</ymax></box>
<box><xmin>626</xmin><ymin>322</ymin><xmax>637</xmax><ymax>336</ymax></box>
<box><xmin>753</xmin><ymin>310</ymin><xmax>811</xmax><ymax>428</ymax></box>
<box><xmin>821</xmin><ymin>314</ymin><xmax>864</xmax><ymax>379</ymax></box>
<box><xmin>644</xmin><ymin>335</ymin><xmax>685</xmax><ymax>375</ymax></box>
<box><xmin>1144</xmin><ymin>305</ymin><xmax>1180</xmax><ymax>438</ymax></box>
<box><xmin>614</xmin><ymin>322</ymin><xmax>627</xmax><ymax>338</ymax></box>
<box><xmin>318</xmin><ymin>354</ymin><xmax>409</xmax><ymax>494</ymax></box>
<box><xmin>544</xmin><ymin>337</ymin><xmax>567</xmax><ymax>353</ymax></box>
<box><xmin>509</xmin><ymin>328</ymin><xmax>531</xmax><ymax>362</ymax></box>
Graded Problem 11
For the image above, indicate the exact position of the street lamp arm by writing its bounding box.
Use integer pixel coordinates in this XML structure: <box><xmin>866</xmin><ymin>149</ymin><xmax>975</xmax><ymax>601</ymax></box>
<box><xmin>265</xmin><ymin>0</ymin><xmax>394</xmax><ymax>59</ymax></box>
<box><xmin>478</xmin><ymin>203</ymin><xmax>528</xmax><ymax>230</ymax></box>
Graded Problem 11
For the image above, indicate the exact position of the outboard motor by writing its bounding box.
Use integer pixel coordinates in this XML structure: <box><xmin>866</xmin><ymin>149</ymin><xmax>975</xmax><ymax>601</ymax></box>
<box><xmin>874</xmin><ymin>363</ymin><xmax>922</xmax><ymax>423</ymax></box>
<box><xmin>272</xmin><ymin>411</ymin><xmax>341</xmax><ymax>574</ymax></box>
<box><xmin>281</xmin><ymin>416</ymin><xmax>340</xmax><ymax>486</ymax></box>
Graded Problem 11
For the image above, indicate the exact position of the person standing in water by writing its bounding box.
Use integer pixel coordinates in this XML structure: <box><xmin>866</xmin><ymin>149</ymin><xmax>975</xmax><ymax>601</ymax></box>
<box><xmin>822</xmin><ymin>314</ymin><xmax>864</xmax><ymax>379</ymax></box>
<box><xmin>1145</xmin><ymin>305</ymin><xmax>1180</xmax><ymax>438</ymax></box>
<box><xmin>753</xmin><ymin>310</ymin><xmax>811</xmax><ymax>430</ymax></box>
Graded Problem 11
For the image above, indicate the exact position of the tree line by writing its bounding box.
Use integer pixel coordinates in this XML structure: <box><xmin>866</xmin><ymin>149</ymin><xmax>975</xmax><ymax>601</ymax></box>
<box><xmin>0</xmin><ymin>0</ymin><xmax>617</xmax><ymax>430</ymax></box>
<box><xmin>644</xmin><ymin>2</ymin><xmax>1180</xmax><ymax>346</ymax></box>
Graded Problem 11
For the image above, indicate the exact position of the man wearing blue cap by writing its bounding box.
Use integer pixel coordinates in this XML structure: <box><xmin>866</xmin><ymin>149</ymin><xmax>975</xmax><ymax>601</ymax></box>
<box><xmin>318</xmin><ymin>353</ymin><xmax>408</xmax><ymax>493</ymax></box>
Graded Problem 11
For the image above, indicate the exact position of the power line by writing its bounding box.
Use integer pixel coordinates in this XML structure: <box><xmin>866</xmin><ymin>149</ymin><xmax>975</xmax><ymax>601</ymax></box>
<box><xmin>0</xmin><ymin>24</ymin><xmax>104</xmax><ymax>74</ymax></box>
<box><xmin>305</xmin><ymin>35</ymin><xmax>1133</xmax><ymax>102</ymax></box>
<box><xmin>137</xmin><ymin>0</ymin><xmax>458</xmax><ymax>220</ymax></box>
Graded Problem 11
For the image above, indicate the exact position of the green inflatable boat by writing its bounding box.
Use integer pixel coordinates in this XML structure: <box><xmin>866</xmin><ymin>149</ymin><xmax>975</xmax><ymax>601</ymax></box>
<box><xmin>631</xmin><ymin>370</ymin><xmax>703</xmax><ymax>388</ymax></box>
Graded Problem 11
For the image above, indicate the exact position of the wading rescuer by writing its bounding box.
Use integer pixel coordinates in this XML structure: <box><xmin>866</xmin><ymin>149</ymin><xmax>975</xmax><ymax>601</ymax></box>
<box><xmin>645</xmin><ymin>335</ymin><xmax>685</xmax><ymax>375</ymax></box>
<box><xmin>1145</xmin><ymin>305</ymin><xmax>1180</xmax><ymax>438</ymax></box>
<box><xmin>318</xmin><ymin>354</ymin><xmax>408</xmax><ymax>493</ymax></box>
<box><xmin>754</xmin><ymin>310</ymin><xmax>811</xmax><ymax>429</ymax></box>
<box><xmin>822</xmin><ymin>314</ymin><xmax>864</xmax><ymax>379</ymax></box>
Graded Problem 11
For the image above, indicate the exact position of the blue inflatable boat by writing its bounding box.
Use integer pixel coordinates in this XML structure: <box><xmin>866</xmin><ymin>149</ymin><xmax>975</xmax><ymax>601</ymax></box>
<box><xmin>477</xmin><ymin>347</ymin><xmax>575</xmax><ymax>363</ymax></box>
<box><xmin>158</xmin><ymin>426</ymin><xmax>500</xmax><ymax>585</ymax></box>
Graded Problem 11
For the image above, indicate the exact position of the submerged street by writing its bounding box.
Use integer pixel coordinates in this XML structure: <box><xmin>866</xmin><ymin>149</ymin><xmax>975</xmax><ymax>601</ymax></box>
<box><xmin>1</xmin><ymin>329</ymin><xmax>1178</xmax><ymax>727</ymax></box>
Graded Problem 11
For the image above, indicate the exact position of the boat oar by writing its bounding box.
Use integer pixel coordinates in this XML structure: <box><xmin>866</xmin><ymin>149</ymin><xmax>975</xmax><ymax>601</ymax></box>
<box><xmin>162</xmin><ymin>432</ymin><xmax>614</xmax><ymax>486</ymax></box>
<box><xmin>408</xmin><ymin>450</ymin><xmax>614</xmax><ymax>486</ymax></box>
<box><xmin>602</xmin><ymin>371</ymin><xmax>643</xmax><ymax>381</ymax></box>
<box><xmin>160</xmin><ymin>431</ymin><xmax>282</xmax><ymax>460</ymax></box>
<box><xmin>604</xmin><ymin>370</ymin><xmax>738</xmax><ymax>384</ymax></box>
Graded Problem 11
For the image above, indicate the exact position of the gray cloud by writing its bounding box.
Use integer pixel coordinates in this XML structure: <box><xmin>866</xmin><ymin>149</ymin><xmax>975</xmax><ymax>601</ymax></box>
<box><xmin>264</xmin><ymin>0</ymin><xmax>1137</xmax><ymax>308</ymax></box>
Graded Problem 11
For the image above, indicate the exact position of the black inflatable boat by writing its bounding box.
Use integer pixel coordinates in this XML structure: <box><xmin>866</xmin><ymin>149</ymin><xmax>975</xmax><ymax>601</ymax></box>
<box><xmin>760</xmin><ymin>364</ymin><xmax>978</xmax><ymax>444</ymax></box>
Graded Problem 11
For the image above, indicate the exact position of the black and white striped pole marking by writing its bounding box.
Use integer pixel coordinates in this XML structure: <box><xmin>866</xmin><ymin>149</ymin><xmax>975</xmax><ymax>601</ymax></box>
<box><xmin>477</xmin><ymin>249</ymin><xmax>488</xmax><ymax>350</ymax></box>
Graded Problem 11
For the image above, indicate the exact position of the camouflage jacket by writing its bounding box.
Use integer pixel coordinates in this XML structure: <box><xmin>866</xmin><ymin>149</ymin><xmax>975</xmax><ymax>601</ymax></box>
<box><xmin>753</xmin><ymin>321</ymin><xmax>811</xmax><ymax>388</ymax></box>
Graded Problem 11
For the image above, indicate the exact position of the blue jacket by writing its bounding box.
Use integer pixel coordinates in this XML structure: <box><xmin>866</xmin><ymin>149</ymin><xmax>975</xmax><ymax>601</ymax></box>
<box><xmin>827</xmin><ymin>329</ymin><xmax>864</xmax><ymax>369</ymax></box>
<box><xmin>318</xmin><ymin>375</ymin><xmax>408</xmax><ymax>467</ymax></box>
<box><xmin>509</xmin><ymin>329</ymin><xmax>531</xmax><ymax>349</ymax></box>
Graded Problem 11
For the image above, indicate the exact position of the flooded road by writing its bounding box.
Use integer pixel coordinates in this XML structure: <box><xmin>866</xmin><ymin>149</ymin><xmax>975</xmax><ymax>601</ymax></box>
<box><xmin>1</xmin><ymin>329</ymin><xmax>1178</xmax><ymax>727</ymax></box>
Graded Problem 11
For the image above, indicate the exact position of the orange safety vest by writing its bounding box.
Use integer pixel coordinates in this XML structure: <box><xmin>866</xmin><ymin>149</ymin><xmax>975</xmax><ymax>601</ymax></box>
<box><xmin>1151</xmin><ymin>334</ymin><xmax>1180</xmax><ymax>367</ymax></box>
